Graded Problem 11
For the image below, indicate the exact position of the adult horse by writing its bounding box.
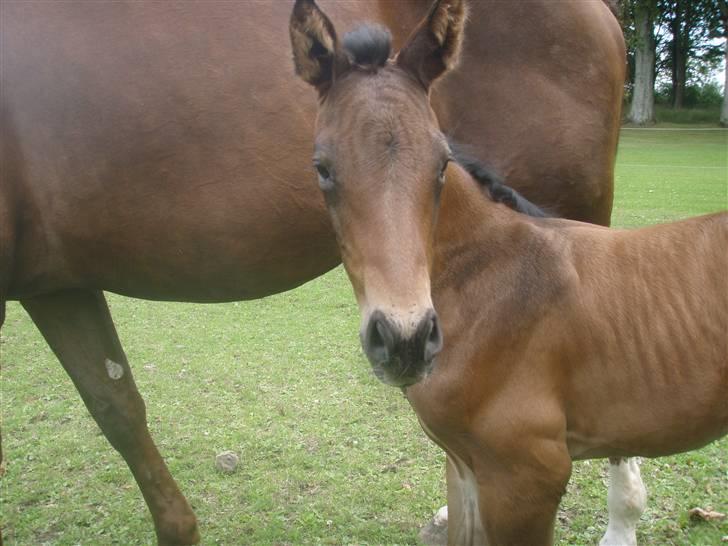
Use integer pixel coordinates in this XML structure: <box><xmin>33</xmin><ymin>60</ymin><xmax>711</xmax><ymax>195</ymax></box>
<box><xmin>0</xmin><ymin>0</ymin><xmax>624</xmax><ymax>543</ymax></box>
<box><xmin>289</xmin><ymin>1</ymin><xmax>726</xmax><ymax>544</ymax></box>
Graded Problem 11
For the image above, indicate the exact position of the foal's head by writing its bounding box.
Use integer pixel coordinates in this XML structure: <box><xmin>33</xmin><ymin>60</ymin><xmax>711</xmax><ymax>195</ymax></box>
<box><xmin>290</xmin><ymin>0</ymin><xmax>466</xmax><ymax>387</ymax></box>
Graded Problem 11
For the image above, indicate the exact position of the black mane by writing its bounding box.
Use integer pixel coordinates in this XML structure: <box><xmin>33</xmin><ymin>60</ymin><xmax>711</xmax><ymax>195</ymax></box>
<box><xmin>448</xmin><ymin>141</ymin><xmax>551</xmax><ymax>218</ymax></box>
<box><xmin>342</xmin><ymin>24</ymin><xmax>392</xmax><ymax>68</ymax></box>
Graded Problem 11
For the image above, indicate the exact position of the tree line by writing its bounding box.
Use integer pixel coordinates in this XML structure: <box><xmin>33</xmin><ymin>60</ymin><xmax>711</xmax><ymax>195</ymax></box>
<box><xmin>619</xmin><ymin>0</ymin><xmax>727</xmax><ymax>125</ymax></box>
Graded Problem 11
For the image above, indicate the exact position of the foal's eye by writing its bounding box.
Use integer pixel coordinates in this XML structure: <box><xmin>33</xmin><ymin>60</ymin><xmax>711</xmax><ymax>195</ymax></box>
<box><xmin>314</xmin><ymin>161</ymin><xmax>335</xmax><ymax>191</ymax></box>
<box><xmin>316</xmin><ymin>163</ymin><xmax>330</xmax><ymax>180</ymax></box>
<box><xmin>437</xmin><ymin>161</ymin><xmax>449</xmax><ymax>185</ymax></box>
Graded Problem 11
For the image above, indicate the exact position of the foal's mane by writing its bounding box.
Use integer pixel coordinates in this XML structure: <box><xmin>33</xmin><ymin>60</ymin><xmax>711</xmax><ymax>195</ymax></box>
<box><xmin>449</xmin><ymin>141</ymin><xmax>550</xmax><ymax>218</ymax></box>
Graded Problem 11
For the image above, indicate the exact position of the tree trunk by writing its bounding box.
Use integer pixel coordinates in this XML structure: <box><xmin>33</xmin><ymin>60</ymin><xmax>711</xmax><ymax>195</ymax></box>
<box><xmin>721</xmin><ymin>39</ymin><xmax>728</xmax><ymax>127</ymax></box>
<box><xmin>629</xmin><ymin>1</ymin><xmax>656</xmax><ymax>125</ymax></box>
<box><xmin>670</xmin><ymin>0</ymin><xmax>687</xmax><ymax>108</ymax></box>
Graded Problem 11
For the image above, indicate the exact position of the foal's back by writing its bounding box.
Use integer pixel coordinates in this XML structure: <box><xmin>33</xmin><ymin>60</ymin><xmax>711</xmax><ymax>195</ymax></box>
<box><xmin>554</xmin><ymin>212</ymin><xmax>728</xmax><ymax>459</ymax></box>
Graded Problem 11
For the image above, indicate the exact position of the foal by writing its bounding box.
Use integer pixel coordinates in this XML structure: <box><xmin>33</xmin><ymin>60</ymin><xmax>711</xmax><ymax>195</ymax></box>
<box><xmin>290</xmin><ymin>0</ymin><xmax>727</xmax><ymax>543</ymax></box>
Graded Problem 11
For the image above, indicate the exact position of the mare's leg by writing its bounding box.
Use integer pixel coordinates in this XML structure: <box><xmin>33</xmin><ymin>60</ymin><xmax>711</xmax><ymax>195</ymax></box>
<box><xmin>599</xmin><ymin>457</ymin><xmax>647</xmax><ymax>546</ymax></box>
<box><xmin>21</xmin><ymin>289</ymin><xmax>199</xmax><ymax>545</ymax></box>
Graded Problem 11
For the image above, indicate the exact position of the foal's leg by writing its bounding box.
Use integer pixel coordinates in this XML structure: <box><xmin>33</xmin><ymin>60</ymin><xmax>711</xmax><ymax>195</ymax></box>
<box><xmin>474</xmin><ymin>442</ymin><xmax>572</xmax><ymax>546</ymax></box>
<box><xmin>599</xmin><ymin>457</ymin><xmax>647</xmax><ymax>546</ymax></box>
<box><xmin>22</xmin><ymin>289</ymin><xmax>199</xmax><ymax>545</ymax></box>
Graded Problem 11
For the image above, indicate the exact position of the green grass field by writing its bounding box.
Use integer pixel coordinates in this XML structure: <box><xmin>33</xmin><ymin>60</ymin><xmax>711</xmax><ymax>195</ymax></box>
<box><xmin>1</xmin><ymin>129</ymin><xmax>726</xmax><ymax>545</ymax></box>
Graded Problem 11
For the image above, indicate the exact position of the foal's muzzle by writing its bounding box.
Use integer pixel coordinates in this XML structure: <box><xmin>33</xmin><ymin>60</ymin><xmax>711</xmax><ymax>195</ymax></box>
<box><xmin>361</xmin><ymin>309</ymin><xmax>443</xmax><ymax>387</ymax></box>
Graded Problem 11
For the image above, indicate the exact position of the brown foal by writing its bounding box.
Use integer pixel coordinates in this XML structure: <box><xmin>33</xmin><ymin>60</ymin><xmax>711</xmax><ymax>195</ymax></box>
<box><xmin>291</xmin><ymin>0</ymin><xmax>727</xmax><ymax>544</ymax></box>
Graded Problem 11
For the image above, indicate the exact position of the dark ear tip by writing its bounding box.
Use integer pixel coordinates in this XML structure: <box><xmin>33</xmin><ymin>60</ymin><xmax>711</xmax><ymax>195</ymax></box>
<box><xmin>292</xmin><ymin>0</ymin><xmax>317</xmax><ymax>19</ymax></box>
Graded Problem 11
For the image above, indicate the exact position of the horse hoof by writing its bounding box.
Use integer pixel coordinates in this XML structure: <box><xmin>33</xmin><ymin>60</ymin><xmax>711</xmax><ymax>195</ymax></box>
<box><xmin>419</xmin><ymin>506</ymin><xmax>448</xmax><ymax>546</ymax></box>
<box><xmin>156</xmin><ymin>514</ymin><xmax>200</xmax><ymax>545</ymax></box>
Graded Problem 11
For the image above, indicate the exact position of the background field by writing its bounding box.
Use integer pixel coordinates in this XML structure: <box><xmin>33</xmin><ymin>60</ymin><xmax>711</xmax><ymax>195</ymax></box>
<box><xmin>1</xmin><ymin>128</ymin><xmax>726</xmax><ymax>545</ymax></box>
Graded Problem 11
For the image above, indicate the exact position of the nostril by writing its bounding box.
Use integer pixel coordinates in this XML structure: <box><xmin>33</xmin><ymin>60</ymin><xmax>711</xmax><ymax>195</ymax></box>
<box><xmin>375</xmin><ymin>320</ymin><xmax>388</xmax><ymax>348</ymax></box>
<box><xmin>424</xmin><ymin>313</ymin><xmax>443</xmax><ymax>362</ymax></box>
<box><xmin>363</xmin><ymin>311</ymin><xmax>395</xmax><ymax>365</ymax></box>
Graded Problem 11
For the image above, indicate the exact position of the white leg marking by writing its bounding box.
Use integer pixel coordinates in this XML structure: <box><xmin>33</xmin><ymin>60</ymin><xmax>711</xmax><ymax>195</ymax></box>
<box><xmin>105</xmin><ymin>358</ymin><xmax>124</xmax><ymax>380</ymax></box>
<box><xmin>449</xmin><ymin>459</ymin><xmax>487</xmax><ymax>546</ymax></box>
<box><xmin>420</xmin><ymin>505</ymin><xmax>449</xmax><ymax>546</ymax></box>
<box><xmin>599</xmin><ymin>458</ymin><xmax>647</xmax><ymax>546</ymax></box>
<box><xmin>433</xmin><ymin>505</ymin><xmax>448</xmax><ymax>526</ymax></box>
<box><xmin>417</xmin><ymin>419</ymin><xmax>488</xmax><ymax>545</ymax></box>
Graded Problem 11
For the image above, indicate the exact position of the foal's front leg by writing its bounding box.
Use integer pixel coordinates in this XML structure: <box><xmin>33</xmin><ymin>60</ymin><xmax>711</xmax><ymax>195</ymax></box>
<box><xmin>425</xmin><ymin>456</ymin><xmax>647</xmax><ymax>545</ymax></box>
<box><xmin>22</xmin><ymin>289</ymin><xmax>199</xmax><ymax>545</ymax></box>
<box><xmin>473</xmin><ymin>439</ymin><xmax>572</xmax><ymax>546</ymax></box>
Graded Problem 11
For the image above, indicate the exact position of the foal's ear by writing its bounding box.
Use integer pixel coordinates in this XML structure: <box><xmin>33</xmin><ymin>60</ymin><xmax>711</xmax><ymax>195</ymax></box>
<box><xmin>290</xmin><ymin>0</ymin><xmax>346</xmax><ymax>94</ymax></box>
<box><xmin>397</xmin><ymin>0</ymin><xmax>467</xmax><ymax>89</ymax></box>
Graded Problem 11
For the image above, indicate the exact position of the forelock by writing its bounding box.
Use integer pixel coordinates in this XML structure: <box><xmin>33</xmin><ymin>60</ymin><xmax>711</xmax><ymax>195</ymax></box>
<box><xmin>342</xmin><ymin>24</ymin><xmax>392</xmax><ymax>69</ymax></box>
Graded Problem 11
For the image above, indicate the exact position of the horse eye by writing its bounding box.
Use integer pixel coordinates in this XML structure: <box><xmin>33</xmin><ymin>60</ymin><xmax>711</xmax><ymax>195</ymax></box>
<box><xmin>438</xmin><ymin>161</ymin><xmax>449</xmax><ymax>184</ymax></box>
<box><xmin>314</xmin><ymin>161</ymin><xmax>335</xmax><ymax>191</ymax></box>
<box><xmin>316</xmin><ymin>163</ymin><xmax>330</xmax><ymax>181</ymax></box>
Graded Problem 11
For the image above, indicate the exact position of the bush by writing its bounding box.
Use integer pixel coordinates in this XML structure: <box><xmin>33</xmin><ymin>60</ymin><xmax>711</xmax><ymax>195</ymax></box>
<box><xmin>655</xmin><ymin>82</ymin><xmax>724</xmax><ymax>107</ymax></box>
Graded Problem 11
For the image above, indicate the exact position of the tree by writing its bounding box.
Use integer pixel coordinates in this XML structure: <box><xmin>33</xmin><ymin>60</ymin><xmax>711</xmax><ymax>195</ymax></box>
<box><xmin>719</xmin><ymin>1</ymin><xmax>727</xmax><ymax>126</ymax></box>
<box><xmin>628</xmin><ymin>0</ymin><xmax>658</xmax><ymax>124</ymax></box>
<box><xmin>659</xmin><ymin>0</ymin><xmax>722</xmax><ymax>108</ymax></box>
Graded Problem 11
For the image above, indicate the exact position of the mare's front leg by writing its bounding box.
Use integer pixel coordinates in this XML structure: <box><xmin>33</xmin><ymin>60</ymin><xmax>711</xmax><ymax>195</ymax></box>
<box><xmin>599</xmin><ymin>457</ymin><xmax>647</xmax><ymax>546</ymax></box>
<box><xmin>22</xmin><ymin>289</ymin><xmax>199</xmax><ymax>545</ymax></box>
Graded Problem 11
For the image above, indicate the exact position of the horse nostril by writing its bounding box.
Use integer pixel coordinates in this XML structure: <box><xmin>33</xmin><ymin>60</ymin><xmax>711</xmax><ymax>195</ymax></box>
<box><xmin>423</xmin><ymin>312</ymin><xmax>443</xmax><ymax>363</ymax></box>
<box><xmin>363</xmin><ymin>311</ymin><xmax>396</xmax><ymax>365</ymax></box>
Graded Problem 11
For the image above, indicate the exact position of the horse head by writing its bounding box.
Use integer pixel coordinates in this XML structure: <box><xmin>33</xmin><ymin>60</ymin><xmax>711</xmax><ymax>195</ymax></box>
<box><xmin>290</xmin><ymin>0</ymin><xmax>466</xmax><ymax>387</ymax></box>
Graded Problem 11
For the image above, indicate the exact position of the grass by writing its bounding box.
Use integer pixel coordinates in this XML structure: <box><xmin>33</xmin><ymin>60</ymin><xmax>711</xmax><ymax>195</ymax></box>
<box><xmin>1</xmin><ymin>128</ymin><xmax>727</xmax><ymax>545</ymax></box>
<box><xmin>612</xmin><ymin>128</ymin><xmax>727</xmax><ymax>227</ymax></box>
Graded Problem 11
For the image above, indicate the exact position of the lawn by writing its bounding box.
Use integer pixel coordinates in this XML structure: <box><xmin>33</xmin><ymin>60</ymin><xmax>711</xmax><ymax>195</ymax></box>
<box><xmin>1</xmin><ymin>128</ymin><xmax>726</xmax><ymax>545</ymax></box>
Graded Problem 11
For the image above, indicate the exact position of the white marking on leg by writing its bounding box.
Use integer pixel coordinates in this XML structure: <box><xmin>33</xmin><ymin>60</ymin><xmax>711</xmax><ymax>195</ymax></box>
<box><xmin>433</xmin><ymin>505</ymin><xmax>448</xmax><ymax>526</ymax></box>
<box><xmin>105</xmin><ymin>358</ymin><xmax>124</xmax><ymax>380</ymax></box>
<box><xmin>599</xmin><ymin>458</ymin><xmax>647</xmax><ymax>546</ymax></box>
<box><xmin>450</xmin><ymin>457</ymin><xmax>486</xmax><ymax>546</ymax></box>
<box><xmin>417</xmin><ymin>420</ymin><xmax>486</xmax><ymax>545</ymax></box>
<box><xmin>420</xmin><ymin>505</ymin><xmax>449</xmax><ymax>546</ymax></box>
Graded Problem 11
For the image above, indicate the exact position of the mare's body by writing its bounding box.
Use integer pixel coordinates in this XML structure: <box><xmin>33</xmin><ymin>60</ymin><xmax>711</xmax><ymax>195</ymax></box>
<box><xmin>0</xmin><ymin>0</ymin><xmax>624</xmax><ymax>306</ymax></box>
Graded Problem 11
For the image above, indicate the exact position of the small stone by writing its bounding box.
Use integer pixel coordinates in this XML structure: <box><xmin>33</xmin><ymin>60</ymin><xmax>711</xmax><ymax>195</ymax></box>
<box><xmin>688</xmin><ymin>507</ymin><xmax>726</xmax><ymax>522</ymax></box>
<box><xmin>215</xmin><ymin>451</ymin><xmax>239</xmax><ymax>474</ymax></box>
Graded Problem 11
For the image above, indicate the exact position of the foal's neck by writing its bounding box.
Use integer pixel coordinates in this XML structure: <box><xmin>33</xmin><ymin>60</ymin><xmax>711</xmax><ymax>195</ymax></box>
<box><xmin>435</xmin><ymin>164</ymin><xmax>528</xmax><ymax>254</ymax></box>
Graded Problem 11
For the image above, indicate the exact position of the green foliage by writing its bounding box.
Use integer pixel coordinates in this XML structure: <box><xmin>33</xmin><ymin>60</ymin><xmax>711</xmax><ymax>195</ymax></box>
<box><xmin>621</xmin><ymin>0</ymin><xmax>726</xmax><ymax>108</ymax></box>
<box><xmin>656</xmin><ymin>82</ymin><xmax>724</xmax><ymax>106</ymax></box>
<box><xmin>1</xmin><ymin>129</ymin><xmax>726</xmax><ymax>544</ymax></box>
